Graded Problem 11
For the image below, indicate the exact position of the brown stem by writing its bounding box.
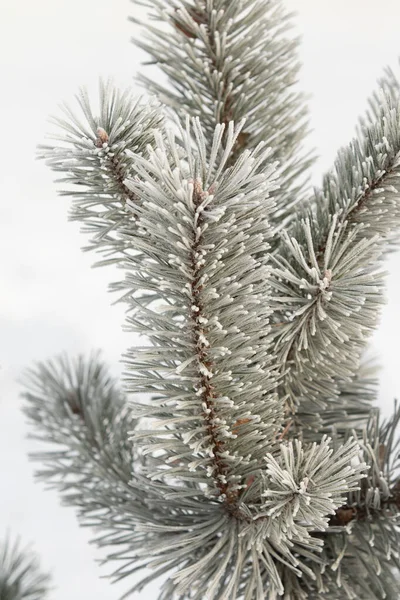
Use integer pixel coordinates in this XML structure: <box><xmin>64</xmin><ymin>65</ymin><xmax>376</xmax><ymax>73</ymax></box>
<box><xmin>314</xmin><ymin>167</ymin><xmax>393</xmax><ymax>262</ymax></box>
<box><xmin>190</xmin><ymin>180</ymin><xmax>239</xmax><ymax>506</ymax></box>
<box><xmin>330</xmin><ymin>488</ymin><xmax>400</xmax><ymax>526</ymax></box>
<box><xmin>95</xmin><ymin>127</ymin><xmax>139</xmax><ymax>213</ymax></box>
<box><xmin>109</xmin><ymin>155</ymin><xmax>139</xmax><ymax>208</ymax></box>
<box><xmin>173</xmin><ymin>5</ymin><xmax>250</xmax><ymax>161</ymax></box>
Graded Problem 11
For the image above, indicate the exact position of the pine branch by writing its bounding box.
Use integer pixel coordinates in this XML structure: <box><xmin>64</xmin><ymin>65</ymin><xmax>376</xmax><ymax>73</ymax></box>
<box><xmin>22</xmin><ymin>353</ymin><xmax>365</xmax><ymax>599</ymax></box>
<box><xmin>0</xmin><ymin>536</ymin><xmax>50</xmax><ymax>600</ymax></box>
<box><xmin>188</xmin><ymin>177</ymin><xmax>241</xmax><ymax>504</ymax></box>
<box><xmin>33</xmin><ymin>103</ymin><xmax>369</xmax><ymax>596</ymax></box>
<box><xmin>332</xmin><ymin>402</ymin><xmax>400</xmax><ymax>525</ymax></box>
<box><xmin>291</xmin><ymin>405</ymin><xmax>400</xmax><ymax>600</ymax></box>
<box><xmin>278</xmin><ymin>528</ymin><xmax>400</xmax><ymax>600</ymax></box>
<box><xmin>22</xmin><ymin>352</ymin><xmax>137</xmax><ymax>499</ymax></box>
<box><xmin>357</xmin><ymin>63</ymin><xmax>400</xmax><ymax>136</ymax></box>
<box><xmin>29</xmin><ymin>3</ymin><xmax>400</xmax><ymax>595</ymax></box>
<box><xmin>22</xmin><ymin>354</ymin><xmax>232</xmax><ymax>596</ymax></box>
<box><xmin>321</xmin><ymin>357</ymin><xmax>379</xmax><ymax>437</ymax></box>
<box><xmin>38</xmin><ymin>80</ymin><xmax>164</xmax><ymax>266</ymax></box>
<box><xmin>116</xmin><ymin>117</ymin><xmax>283</xmax><ymax>504</ymax></box>
<box><xmin>273</xmin><ymin>402</ymin><xmax>400</xmax><ymax>600</ymax></box>
<box><xmin>294</xmin><ymin>357</ymin><xmax>380</xmax><ymax>447</ymax></box>
<box><xmin>131</xmin><ymin>0</ymin><xmax>313</xmax><ymax>229</ymax></box>
<box><xmin>271</xmin><ymin>94</ymin><xmax>400</xmax><ymax>429</ymax></box>
<box><xmin>38</xmin><ymin>89</ymin><xmax>285</xmax><ymax>504</ymax></box>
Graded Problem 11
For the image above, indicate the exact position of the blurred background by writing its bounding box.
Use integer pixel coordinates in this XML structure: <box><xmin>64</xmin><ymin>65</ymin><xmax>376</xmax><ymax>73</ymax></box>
<box><xmin>1</xmin><ymin>0</ymin><xmax>400</xmax><ymax>597</ymax></box>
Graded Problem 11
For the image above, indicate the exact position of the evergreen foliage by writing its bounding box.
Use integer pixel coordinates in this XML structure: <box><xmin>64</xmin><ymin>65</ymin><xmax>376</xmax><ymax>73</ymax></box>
<box><xmin>19</xmin><ymin>1</ymin><xmax>400</xmax><ymax>598</ymax></box>
<box><xmin>0</xmin><ymin>536</ymin><xmax>50</xmax><ymax>600</ymax></box>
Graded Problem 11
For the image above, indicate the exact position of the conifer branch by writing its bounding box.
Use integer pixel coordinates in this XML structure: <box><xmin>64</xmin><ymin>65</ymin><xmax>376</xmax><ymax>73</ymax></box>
<box><xmin>131</xmin><ymin>0</ymin><xmax>314</xmax><ymax>229</ymax></box>
<box><xmin>22</xmin><ymin>354</ymin><xmax>366</xmax><ymax>598</ymax></box>
<box><xmin>38</xmin><ymin>80</ymin><xmax>164</xmax><ymax>265</ymax></box>
<box><xmin>117</xmin><ymin>118</ymin><xmax>283</xmax><ymax>503</ymax></box>
<box><xmin>273</xmin><ymin>405</ymin><xmax>400</xmax><ymax>599</ymax></box>
<box><xmin>24</xmin><ymin>1</ymin><xmax>400</xmax><ymax>597</ymax></box>
<box><xmin>357</xmin><ymin>63</ymin><xmax>400</xmax><ymax>136</ymax></box>
<box><xmin>318</xmin><ymin>358</ymin><xmax>379</xmax><ymax>439</ymax></box>
<box><xmin>271</xmin><ymin>95</ymin><xmax>400</xmax><ymax>428</ymax></box>
<box><xmin>94</xmin><ymin>125</ymin><xmax>139</xmax><ymax>208</ymax></box>
<box><xmin>340</xmin><ymin>402</ymin><xmax>400</xmax><ymax>522</ymax></box>
<box><xmin>33</xmin><ymin>97</ymin><xmax>371</xmax><ymax>596</ymax></box>
<box><xmin>189</xmin><ymin>178</ymin><xmax>238</xmax><ymax>505</ymax></box>
<box><xmin>0</xmin><ymin>536</ymin><xmax>50</xmax><ymax>600</ymax></box>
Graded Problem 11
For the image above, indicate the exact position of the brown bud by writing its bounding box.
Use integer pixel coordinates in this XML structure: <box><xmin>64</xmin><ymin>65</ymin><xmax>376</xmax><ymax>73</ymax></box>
<box><xmin>236</xmin><ymin>132</ymin><xmax>250</xmax><ymax>150</ymax></box>
<box><xmin>207</xmin><ymin>183</ymin><xmax>217</xmax><ymax>196</ymax></box>
<box><xmin>232</xmin><ymin>418</ymin><xmax>251</xmax><ymax>435</ymax></box>
<box><xmin>66</xmin><ymin>391</ymin><xmax>82</xmax><ymax>416</ymax></box>
<box><xmin>192</xmin><ymin>177</ymin><xmax>205</xmax><ymax>204</ymax></box>
<box><xmin>332</xmin><ymin>506</ymin><xmax>357</xmax><ymax>526</ymax></box>
<box><xmin>95</xmin><ymin>127</ymin><xmax>109</xmax><ymax>148</ymax></box>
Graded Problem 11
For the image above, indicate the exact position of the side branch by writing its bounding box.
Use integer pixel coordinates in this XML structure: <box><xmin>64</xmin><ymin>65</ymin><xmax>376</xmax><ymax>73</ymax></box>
<box><xmin>95</xmin><ymin>126</ymin><xmax>140</xmax><ymax>210</ymax></box>
<box><xmin>271</xmin><ymin>95</ymin><xmax>400</xmax><ymax>428</ymax></box>
<box><xmin>0</xmin><ymin>536</ymin><xmax>50</xmax><ymax>600</ymax></box>
<box><xmin>39</xmin><ymin>82</ymin><xmax>163</xmax><ymax>262</ymax></box>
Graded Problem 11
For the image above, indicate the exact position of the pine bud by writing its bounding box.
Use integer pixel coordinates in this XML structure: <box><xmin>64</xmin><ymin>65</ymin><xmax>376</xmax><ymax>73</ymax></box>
<box><xmin>95</xmin><ymin>127</ymin><xmax>109</xmax><ymax>148</ymax></box>
<box><xmin>332</xmin><ymin>506</ymin><xmax>357</xmax><ymax>526</ymax></box>
<box><xmin>232</xmin><ymin>418</ymin><xmax>251</xmax><ymax>435</ymax></box>
<box><xmin>236</xmin><ymin>131</ymin><xmax>250</xmax><ymax>150</ymax></box>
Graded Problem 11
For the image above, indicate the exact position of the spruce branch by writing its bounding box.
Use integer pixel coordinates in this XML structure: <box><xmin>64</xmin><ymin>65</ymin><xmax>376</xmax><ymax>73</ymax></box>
<box><xmin>131</xmin><ymin>0</ymin><xmax>313</xmax><ymax>229</ymax></box>
<box><xmin>0</xmin><ymin>536</ymin><xmax>51</xmax><ymax>600</ymax></box>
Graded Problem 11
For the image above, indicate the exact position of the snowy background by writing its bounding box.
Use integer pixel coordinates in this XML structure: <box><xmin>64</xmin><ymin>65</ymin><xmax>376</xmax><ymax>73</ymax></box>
<box><xmin>1</xmin><ymin>0</ymin><xmax>400</xmax><ymax>598</ymax></box>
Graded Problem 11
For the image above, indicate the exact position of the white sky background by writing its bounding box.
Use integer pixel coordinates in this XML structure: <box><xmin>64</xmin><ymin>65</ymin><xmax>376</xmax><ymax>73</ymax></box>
<box><xmin>1</xmin><ymin>0</ymin><xmax>400</xmax><ymax>598</ymax></box>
